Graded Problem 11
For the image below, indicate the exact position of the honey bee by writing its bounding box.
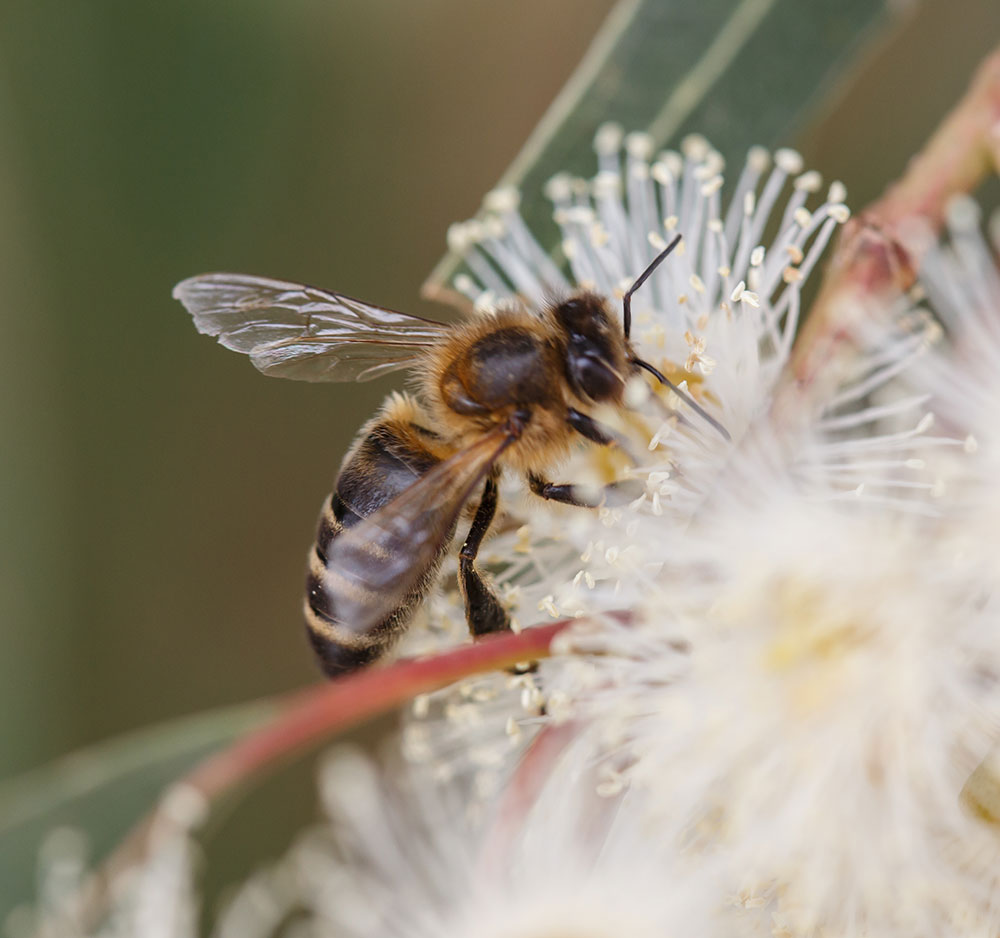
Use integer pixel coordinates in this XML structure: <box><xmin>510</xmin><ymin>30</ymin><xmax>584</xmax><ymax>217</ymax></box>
<box><xmin>174</xmin><ymin>234</ymin><xmax>726</xmax><ymax>677</ymax></box>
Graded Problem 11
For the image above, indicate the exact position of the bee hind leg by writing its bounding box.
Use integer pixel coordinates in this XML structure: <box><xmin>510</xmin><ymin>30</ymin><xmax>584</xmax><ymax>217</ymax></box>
<box><xmin>458</xmin><ymin>474</ymin><xmax>510</xmax><ymax>637</ymax></box>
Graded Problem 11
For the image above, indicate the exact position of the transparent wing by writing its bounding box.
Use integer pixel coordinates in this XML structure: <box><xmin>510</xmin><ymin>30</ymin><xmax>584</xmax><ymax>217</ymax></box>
<box><xmin>173</xmin><ymin>273</ymin><xmax>450</xmax><ymax>382</ymax></box>
<box><xmin>323</xmin><ymin>423</ymin><xmax>517</xmax><ymax>637</ymax></box>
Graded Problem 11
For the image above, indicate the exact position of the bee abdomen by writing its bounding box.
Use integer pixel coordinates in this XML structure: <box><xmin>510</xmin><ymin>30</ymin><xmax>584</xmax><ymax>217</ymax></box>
<box><xmin>304</xmin><ymin>589</ymin><xmax>418</xmax><ymax>676</ymax></box>
<box><xmin>304</xmin><ymin>416</ymin><xmax>446</xmax><ymax>678</ymax></box>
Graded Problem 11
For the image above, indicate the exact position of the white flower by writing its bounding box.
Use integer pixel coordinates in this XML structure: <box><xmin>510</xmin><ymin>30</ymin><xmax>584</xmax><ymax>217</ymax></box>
<box><xmin>551</xmin><ymin>486</ymin><xmax>1000</xmax><ymax>935</ymax></box>
<box><xmin>391</xmin><ymin>133</ymin><xmax>1000</xmax><ymax>936</ymax></box>
<box><xmin>903</xmin><ymin>196</ymin><xmax>1000</xmax><ymax>573</ymax></box>
<box><xmin>911</xmin><ymin>195</ymin><xmax>1000</xmax><ymax>446</ymax></box>
<box><xmin>22</xmin><ymin>824</ymin><xmax>200</xmax><ymax>938</ymax></box>
<box><xmin>254</xmin><ymin>747</ymin><xmax>719</xmax><ymax>938</ymax></box>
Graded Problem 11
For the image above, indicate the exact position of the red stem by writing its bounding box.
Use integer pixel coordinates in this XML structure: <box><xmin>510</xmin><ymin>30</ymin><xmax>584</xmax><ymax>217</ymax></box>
<box><xmin>188</xmin><ymin>621</ymin><xmax>574</xmax><ymax>801</ymax></box>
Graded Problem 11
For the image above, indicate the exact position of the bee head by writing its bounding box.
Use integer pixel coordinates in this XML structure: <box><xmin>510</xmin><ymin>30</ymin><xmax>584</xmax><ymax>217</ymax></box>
<box><xmin>552</xmin><ymin>293</ymin><xmax>629</xmax><ymax>403</ymax></box>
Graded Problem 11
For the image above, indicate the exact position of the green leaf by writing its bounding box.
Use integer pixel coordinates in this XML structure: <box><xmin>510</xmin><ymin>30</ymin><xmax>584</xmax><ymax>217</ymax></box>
<box><xmin>0</xmin><ymin>700</ymin><xmax>275</xmax><ymax>919</ymax></box>
<box><xmin>425</xmin><ymin>0</ymin><xmax>894</xmax><ymax>298</ymax></box>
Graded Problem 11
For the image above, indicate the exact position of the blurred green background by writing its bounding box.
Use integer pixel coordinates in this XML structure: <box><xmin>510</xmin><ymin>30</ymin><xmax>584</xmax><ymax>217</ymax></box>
<box><xmin>0</xmin><ymin>0</ymin><xmax>997</xmax><ymax>823</ymax></box>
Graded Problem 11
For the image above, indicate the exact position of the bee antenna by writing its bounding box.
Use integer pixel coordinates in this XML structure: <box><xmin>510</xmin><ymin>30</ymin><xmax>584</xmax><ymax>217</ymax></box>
<box><xmin>631</xmin><ymin>358</ymin><xmax>731</xmax><ymax>442</ymax></box>
<box><xmin>622</xmin><ymin>233</ymin><xmax>682</xmax><ymax>339</ymax></box>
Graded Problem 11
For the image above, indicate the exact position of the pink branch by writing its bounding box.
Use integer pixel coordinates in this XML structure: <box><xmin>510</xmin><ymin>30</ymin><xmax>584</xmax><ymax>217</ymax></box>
<box><xmin>188</xmin><ymin>622</ymin><xmax>572</xmax><ymax>801</ymax></box>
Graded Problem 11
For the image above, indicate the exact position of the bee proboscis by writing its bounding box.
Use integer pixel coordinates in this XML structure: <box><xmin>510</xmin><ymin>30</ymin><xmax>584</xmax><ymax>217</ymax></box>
<box><xmin>174</xmin><ymin>235</ymin><xmax>726</xmax><ymax>676</ymax></box>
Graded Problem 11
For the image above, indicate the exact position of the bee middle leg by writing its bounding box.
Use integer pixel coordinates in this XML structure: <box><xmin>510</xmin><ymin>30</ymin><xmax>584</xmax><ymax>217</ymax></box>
<box><xmin>458</xmin><ymin>474</ymin><xmax>511</xmax><ymax>637</ymax></box>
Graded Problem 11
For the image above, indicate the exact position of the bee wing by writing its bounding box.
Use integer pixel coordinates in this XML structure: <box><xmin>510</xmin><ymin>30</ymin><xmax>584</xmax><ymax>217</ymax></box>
<box><xmin>323</xmin><ymin>422</ymin><xmax>518</xmax><ymax>637</ymax></box>
<box><xmin>173</xmin><ymin>273</ymin><xmax>450</xmax><ymax>382</ymax></box>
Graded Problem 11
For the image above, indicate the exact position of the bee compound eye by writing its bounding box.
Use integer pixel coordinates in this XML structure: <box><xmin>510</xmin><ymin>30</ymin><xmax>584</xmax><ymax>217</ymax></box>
<box><xmin>574</xmin><ymin>354</ymin><xmax>620</xmax><ymax>402</ymax></box>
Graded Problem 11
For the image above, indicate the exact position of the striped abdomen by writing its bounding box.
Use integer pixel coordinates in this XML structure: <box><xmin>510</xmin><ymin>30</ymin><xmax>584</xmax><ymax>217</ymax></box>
<box><xmin>305</xmin><ymin>417</ymin><xmax>447</xmax><ymax>677</ymax></box>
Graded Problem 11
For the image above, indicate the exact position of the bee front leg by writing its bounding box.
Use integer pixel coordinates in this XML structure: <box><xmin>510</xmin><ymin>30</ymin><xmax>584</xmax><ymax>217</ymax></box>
<box><xmin>527</xmin><ymin>472</ymin><xmax>601</xmax><ymax>508</ymax></box>
<box><xmin>566</xmin><ymin>407</ymin><xmax>616</xmax><ymax>446</ymax></box>
<box><xmin>458</xmin><ymin>474</ymin><xmax>511</xmax><ymax>637</ymax></box>
<box><xmin>528</xmin><ymin>472</ymin><xmax>643</xmax><ymax>509</ymax></box>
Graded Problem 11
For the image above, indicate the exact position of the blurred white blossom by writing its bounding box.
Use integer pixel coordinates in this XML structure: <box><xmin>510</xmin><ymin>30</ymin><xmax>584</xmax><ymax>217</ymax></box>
<box><xmin>391</xmin><ymin>129</ymin><xmax>1000</xmax><ymax>936</ymax></box>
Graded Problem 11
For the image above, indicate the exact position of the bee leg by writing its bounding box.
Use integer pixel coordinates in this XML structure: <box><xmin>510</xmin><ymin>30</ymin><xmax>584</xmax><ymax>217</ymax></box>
<box><xmin>566</xmin><ymin>407</ymin><xmax>616</xmax><ymax>446</ymax></box>
<box><xmin>566</xmin><ymin>406</ymin><xmax>644</xmax><ymax>465</ymax></box>
<box><xmin>528</xmin><ymin>472</ymin><xmax>600</xmax><ymax>508</ymax></box>
<box><xmin>528</xmin><ymin>472</ymin><xmax>643</xmax><ymax>509</ymax></box>
<box><xmin>458</xmin><ymin>474</ymin><xmax>510</xmax><ymax>637</ymax></box>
